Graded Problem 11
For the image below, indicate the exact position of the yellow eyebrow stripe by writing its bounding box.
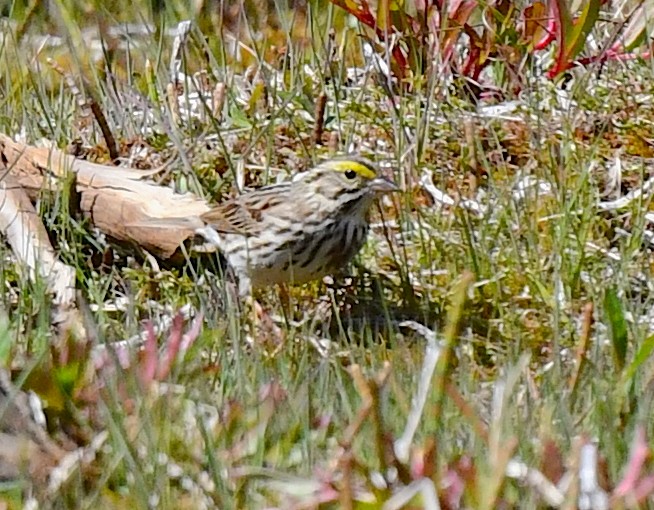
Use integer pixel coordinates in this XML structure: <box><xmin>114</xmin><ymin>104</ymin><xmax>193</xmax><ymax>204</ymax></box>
<box><xmin>325</xmin><ymin>160</ymin><xmax>377</xmax><ymax>180</ymax></box>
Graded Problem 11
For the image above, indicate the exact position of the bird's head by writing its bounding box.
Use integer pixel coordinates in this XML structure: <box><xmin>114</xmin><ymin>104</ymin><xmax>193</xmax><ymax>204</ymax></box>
<box><xmin>294</xmin><ymin>156</ymin><xmax>398</xmax><ymax>214</ymax></box>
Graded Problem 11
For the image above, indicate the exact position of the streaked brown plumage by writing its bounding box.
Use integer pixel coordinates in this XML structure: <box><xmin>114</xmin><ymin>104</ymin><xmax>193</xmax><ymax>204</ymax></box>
<box><xmin>196</xmin><ymin>156</ymin><xmax>398</xmax><ymax>295</ymax></box>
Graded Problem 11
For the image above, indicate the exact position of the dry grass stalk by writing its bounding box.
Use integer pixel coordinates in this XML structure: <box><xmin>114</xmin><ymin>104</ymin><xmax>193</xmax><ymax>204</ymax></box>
<box><xmin>311</xmin><ymin>92</ymin><xmax>328</xmax><ymax>146</ymax></box>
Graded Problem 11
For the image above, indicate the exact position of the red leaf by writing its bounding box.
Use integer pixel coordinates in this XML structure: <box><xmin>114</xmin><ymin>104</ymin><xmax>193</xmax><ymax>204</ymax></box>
<box><xmin>329</xmin><ymin>0</ymin><xmax>377</xmax><ymax>27</ymax></box>
<box><xmin>156</xmin><ymin>313</ymin><xmax>184</xmax><ymax>381</ymax></box>
<box><xmin>547</xmin><ymin>0</ymin><xmax>601</xmax><ymax>78</ymax></box>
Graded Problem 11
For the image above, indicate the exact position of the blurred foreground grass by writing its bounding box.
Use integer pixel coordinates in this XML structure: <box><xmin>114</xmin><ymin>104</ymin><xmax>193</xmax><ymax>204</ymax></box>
<box><xmin>1</xmin><ymin>0</ymin><xmax>654</xmax><ymax>508</ymax></box>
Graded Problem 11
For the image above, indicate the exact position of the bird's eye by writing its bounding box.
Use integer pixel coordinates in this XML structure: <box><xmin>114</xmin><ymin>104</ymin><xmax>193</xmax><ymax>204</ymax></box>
<box><xmin>344</xmin><ymin>169</ymin><xmax>357</xmax><ymax>179</ymax></box>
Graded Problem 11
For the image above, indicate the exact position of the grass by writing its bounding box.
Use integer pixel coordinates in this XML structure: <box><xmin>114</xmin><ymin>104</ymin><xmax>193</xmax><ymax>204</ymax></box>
<box><xmin>1</xmin><ymin>0</ymin><xmax>654</xmax><ymax>508</ymax></box>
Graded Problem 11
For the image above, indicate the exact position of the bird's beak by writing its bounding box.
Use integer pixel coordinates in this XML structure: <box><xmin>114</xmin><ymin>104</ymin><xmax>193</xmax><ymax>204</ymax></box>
<box><xmin>370</xmin><ymin>177</ymin><xmax>399</xmax><ymax>193</ymax></box>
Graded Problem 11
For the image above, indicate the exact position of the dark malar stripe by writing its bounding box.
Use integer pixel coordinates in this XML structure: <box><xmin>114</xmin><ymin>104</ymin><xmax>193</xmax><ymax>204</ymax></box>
<box><xmin>339</xmin><ymin>188</ymin><xmax>367</xmax><ymax>199</ymax></box>
<box><xmin>320</xmin><ymin>187</ymin><xmax>368</xmax><ymax>201</ymax></box>
<box><xmin>338</xmin><ymin>196</ymin><xmax>367</xmax><ymax>216</ymax></box>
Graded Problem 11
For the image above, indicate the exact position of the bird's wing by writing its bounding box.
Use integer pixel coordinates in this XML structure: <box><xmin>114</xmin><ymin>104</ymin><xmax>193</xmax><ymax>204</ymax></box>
<box><xmin>200</xmin><ymin>183</ymin><xmax>292</xmax><ymax>236</ymax></box>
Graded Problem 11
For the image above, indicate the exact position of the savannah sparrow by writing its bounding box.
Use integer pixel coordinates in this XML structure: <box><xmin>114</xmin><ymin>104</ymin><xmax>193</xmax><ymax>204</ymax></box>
<box><xmin>196</xmin><ymin>156</ymin><xmax>398</xmax><ymax>296</ymax></box>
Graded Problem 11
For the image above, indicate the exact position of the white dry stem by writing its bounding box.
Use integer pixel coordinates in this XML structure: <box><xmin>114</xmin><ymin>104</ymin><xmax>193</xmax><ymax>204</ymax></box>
<box><xmin>505</xmin><ymin>459</ymin><xmax>565</xmax><ymax>506</ymax></box>
<box><xmin>382</xmin><ymin>479</ymin><xmax>441</xmax><ymax>510</ymax></box>
<box><xmin>583</xmin><ymin>241</ymin><xmax>622</xmax><ymax>261</ymax></box>
<box><xmin>363</xmin><ymin>41</ymin><xmax>392</xmax><ymax>82</ymax></box>
<box><xmin>235</xmin><ymin>158</ymin><xmax>246</xmax><ymax>193</ymax></box>
<box><xmin>1</xmin><ymin>20</ymin><xmax>183</xmax><ymax>59</ymax></box>
<box><xmin>91</xmin><ymin>303</ymin><xmax>195</xmax><ymax>363</ymax></box>
<box><xmin>47</xmin><ymin>431</ymin><xmax>108</xmax><ymax>495</ymax></box>
<box><xmin>601</xmin><ymin>152</ymin><xmax>622</xmax><ymax>199</ymax></box>
<box><xmin>475</xmin><ymin>100</ymin><xmax>523</xmax><ymax>121</ymax></box>
<box><xmin>597</xmin><ymin>173</ymin><xmax>654</xmax><ymax>211</ymax></box>
<box><xmin>306</xmin><ymin>336</ymin><xmax>331</xmax><ymax>358</ymax></box>
<box><xmin>419</xmin><ymin>170</ymin><xmax>484</xmax><ymax>217</ymax></box>
<box><xmin>512</xmin><ymin>175</ymin><xmax>553</xmax><ymax>203</ymax></box>
<box><xmin>394</xmin><ymin>321</ymin><xmax>441</xmax><ymax>464</ymax></box>
<box><xmin>169</xmin><ymin>20</ymin><xmax>193</xmax><ymax>82</ymax></box>
<box><xmin>578</xmin><ymin>443</ymin><xmax>609</xmax><ymax>510</ymax></box>
<box><xmin>0</xmin><ymin>175</ymin><xmax>76</xmax><ymax>310</ymax></box>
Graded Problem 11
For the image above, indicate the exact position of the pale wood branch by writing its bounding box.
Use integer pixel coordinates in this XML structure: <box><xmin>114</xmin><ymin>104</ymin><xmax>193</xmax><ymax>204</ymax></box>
<box><xmin>0</xmin><ymin>134</ymin><xmax>211</xmax><ymax>259</ymax></box>
<box><xmin>0</xmin><ymin>173</ymin><xmax>76</xmax><ymax>310</ymax></box>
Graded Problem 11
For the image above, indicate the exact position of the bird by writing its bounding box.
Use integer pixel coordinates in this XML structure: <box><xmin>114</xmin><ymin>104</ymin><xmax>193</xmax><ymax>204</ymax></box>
<box><xmin>195</xmin><ymin>156</ymin><xmax>398</xmax><ymax>296</ymax></box>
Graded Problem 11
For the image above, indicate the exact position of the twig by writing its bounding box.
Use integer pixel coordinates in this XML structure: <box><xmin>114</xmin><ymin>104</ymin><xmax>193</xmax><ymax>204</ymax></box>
<box><xmin>446</xmin><ymin>382</ymin><xmax>489</xmax><ymax>443</ymax></box>
<box><xmin>212</xmin><ymin>82</ymin><xmax>226</xmax><ymax>120</ymax></box>
<box><xmin>311</xmin><ymin>92</ymin><xmax>328</xmax><ymax>146</ymax></box>
<box><xmin>338</xmin><ymin>449</ymin><xmax>355</xmax><ymax>510</ymax></box>
<box><xmin>167</xmin><ymin>82</ymin><xmax>181</xmax><ymax>125</ymax></box>
<box><xmin>47</xmin><ymin>58</ymin><xmax>119</xmax><ymax>163</ymax></box>
<box><xmin>569</xmin><ymin>302</ymin><xmax>594</xmax><ymax>396</ymax></box>
<box><xmin>328</xmin><ymin>132</ymin><xmax>340</xmax><ymax>155</ymax></box>
<box><xmin>341</xmin><ymin>366</ymin><xmax>373</xmax><ymax>448</ymax></box>
<box><xmin>349</xmin><ymin>363</ymin><xmax>393</xmax><ymax>475</ymax></box>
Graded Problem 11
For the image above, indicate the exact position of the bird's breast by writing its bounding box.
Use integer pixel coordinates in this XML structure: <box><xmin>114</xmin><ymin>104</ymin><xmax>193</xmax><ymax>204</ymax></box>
<box><xmin>228</xmin><ymin>218</ymin><xmax>370</xmax><ymax>287</ymax></box>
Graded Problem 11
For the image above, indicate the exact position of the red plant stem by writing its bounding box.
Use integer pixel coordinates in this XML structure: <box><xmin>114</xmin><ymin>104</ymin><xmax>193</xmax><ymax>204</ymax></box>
<box><xmin>141</xmin><ymin>321</ymin><xmax>158</xmax><ymax>384</ymax></box>
<box><xmin>613</xmin><ymin>426</ymin><xmax>649</xmax><ymax>498</ymax></box>
<box><xmin>534</xmin><ymin>28</ymin><xmax>556</xmax><ymax>51</ymax></box>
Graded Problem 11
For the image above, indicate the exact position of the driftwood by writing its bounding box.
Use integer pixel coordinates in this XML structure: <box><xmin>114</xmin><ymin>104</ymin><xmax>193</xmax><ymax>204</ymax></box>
<box><xmin>0</xmin><ymin>134</ymin><xmax>211</xmax><ymax>260</ymax></box>
<box><xmin>0</xmin><ymin>173</ymin><xmax>76</xmax><ymax>307</ymax></box>
<box><xmin>0</xmin><ymin>134</ymin><xmax>216</xmax><ymax>342</ymax></box>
